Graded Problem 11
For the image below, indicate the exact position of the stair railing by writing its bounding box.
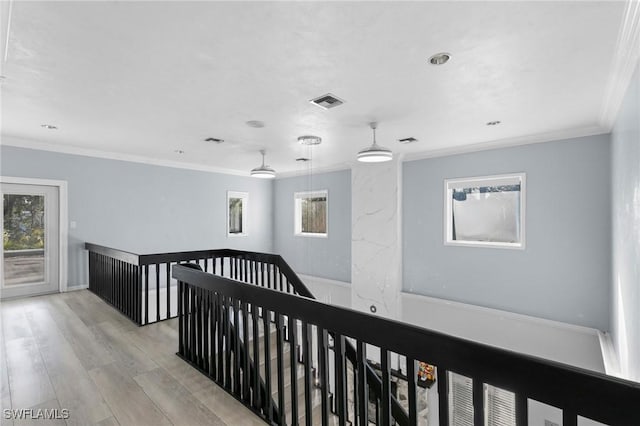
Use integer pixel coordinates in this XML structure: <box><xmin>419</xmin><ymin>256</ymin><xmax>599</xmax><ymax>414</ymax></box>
<box><xmin>174</xmin><ymin>264</ymin><xmax>640</xmax><ymax>426</ymax></box>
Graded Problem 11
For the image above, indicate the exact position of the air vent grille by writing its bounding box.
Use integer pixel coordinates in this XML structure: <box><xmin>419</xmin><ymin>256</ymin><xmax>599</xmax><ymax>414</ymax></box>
<box><xmin>204</xmin><ymin>137</ymin><xmax>224</xmax><ymax>144</ymax></box>
<box><xmin>398</xmin><ymin>137</ymin><xmax>418</xmax><ymax>144</ymax></box>
<box><xmin>310</xmin><ymin>93</ymin><xmax>345</xmax><ymax>110</ymax></box>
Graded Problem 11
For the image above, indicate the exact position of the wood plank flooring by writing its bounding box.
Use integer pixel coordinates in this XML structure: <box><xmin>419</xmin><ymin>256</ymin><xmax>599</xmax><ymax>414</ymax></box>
<box><xmin>0</xmin><ymin>290</ymin><xmax>265</xmax><ymax>426</ymax></box>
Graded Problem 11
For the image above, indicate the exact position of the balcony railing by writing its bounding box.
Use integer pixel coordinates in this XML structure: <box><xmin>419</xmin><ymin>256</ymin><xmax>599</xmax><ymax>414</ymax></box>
<box><xmin>86</xmin><ymin>243</ymin><xmax>309</xmax><ymax>326</ymax></box>
<box><xmin>174</xmin><ymin>264</ymin><xmax>640</xmax><ymax>426</ymax></box>
<box><xmin>86</xmin><ymin>243</ymin><xmax>640</xmax><ymax>425</ymax></box>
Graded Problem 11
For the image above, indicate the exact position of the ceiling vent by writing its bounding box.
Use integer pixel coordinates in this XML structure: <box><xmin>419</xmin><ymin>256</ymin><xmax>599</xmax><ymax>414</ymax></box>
<box><xmin>310</xmin><ymin>93</ymin><xmax>345</xmax><ymax>110</ymax></box>
<box><xmin>398</xmin><ymin>137</ymin><xmax>418</xmax><ymax>144</ymax></box>
<box><xmin>204</xmin><ymin>137</ymin><xmax>224</xmax><ymax>143</ymax></box>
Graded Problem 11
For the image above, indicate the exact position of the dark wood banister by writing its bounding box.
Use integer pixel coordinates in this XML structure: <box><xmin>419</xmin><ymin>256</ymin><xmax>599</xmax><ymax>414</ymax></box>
<box><xmin>173</xmin><ymin>264</ymin><xmax>640</xmax><ymax>426</ymax></box>
<box><xmin>86</xmin><ymin>243</ymin><xmax>640</xmax><ymax>425</ymax></box>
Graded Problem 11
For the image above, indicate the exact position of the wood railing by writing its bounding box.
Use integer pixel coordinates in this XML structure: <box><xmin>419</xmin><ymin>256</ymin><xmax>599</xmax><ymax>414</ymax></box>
<box><xmin>87</xmin><ymin>243</ymin><xmax>640</xmax><ymax>425</ymax></box>
<box><xmin>86</xmin><ymin>243</ymin><xmax>311</xmax><ymax>326</ymax></box>
<box><xmin>174</xmin><ymin>264</ymin><xmax>640</xmax><ymax>426</ymax></box>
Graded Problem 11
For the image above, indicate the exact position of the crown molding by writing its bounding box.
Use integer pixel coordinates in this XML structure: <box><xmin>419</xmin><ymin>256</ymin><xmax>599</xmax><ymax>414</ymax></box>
<box><xmin>1</xmin><ymin>134</ymin><xmax>250</xmax><ymax>177</ymax></box>
<box><xmin>275</xmin><ymin>162</ymin><xmax>352</xmax><ymax>179</ymax></box>
<box><xmin>2</xmin><ymin>125</ymin><xmax>609</xmax><ymax>180</ymax></box>
<box><xmin>599</xmin><ymin>0</ymin><xmax>640</xmax><ymax>129</ymax></box>
<box><xmin>402</xmin><ymin>125</ymin><xmax>609</xmax><ymax>163</ymax></box>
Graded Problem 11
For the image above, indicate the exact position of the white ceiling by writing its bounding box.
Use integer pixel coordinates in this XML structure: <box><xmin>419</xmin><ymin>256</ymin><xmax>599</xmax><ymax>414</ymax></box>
<box><xmin>0</xmin><ymin>1</ymin><xmax>631</xmax><ymax>175</ymax></box>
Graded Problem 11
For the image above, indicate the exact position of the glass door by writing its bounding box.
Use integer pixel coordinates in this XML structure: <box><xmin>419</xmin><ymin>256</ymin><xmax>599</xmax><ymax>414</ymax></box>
<box><xmin>1</xmin><ymin>183</ymin><xmax>59</xmax><ymax>299</ymax></box>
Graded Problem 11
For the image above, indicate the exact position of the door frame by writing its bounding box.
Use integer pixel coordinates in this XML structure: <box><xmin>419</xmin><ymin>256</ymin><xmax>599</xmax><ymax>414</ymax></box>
<box><xmin>1</xmin><ymin>176</ymin><xmax>68</xmax><ymax>293</ymax></box>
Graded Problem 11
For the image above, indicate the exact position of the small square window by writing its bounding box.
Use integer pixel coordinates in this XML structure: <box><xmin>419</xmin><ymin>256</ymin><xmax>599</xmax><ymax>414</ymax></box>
<box><xmin>294</xmin><ymin>190</ymin><xmax>328</xmax><ymax>237</ymax></box>
<box><xmin>227</xmin><ymin>191</ymin><xmax>248</xmax><ymax>237</ymax></box>
<box><xmin>444</xmin><ymin>173</ymin><xmax>525</xmax><ymax>249</ymax></box>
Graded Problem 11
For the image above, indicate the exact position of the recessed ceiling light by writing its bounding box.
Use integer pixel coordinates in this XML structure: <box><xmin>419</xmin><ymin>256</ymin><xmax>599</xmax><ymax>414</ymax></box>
<box><xmin>298</xmin><ymin>135</ymin><xmax>322</xmax><ymax>146</ymax></box>
<box><xmin>204</xmin><ymin>137</ymin><xmax>224</xmax><ymax>143</ymax></box>
<box><xmin>428</xmin><ymin>52</ymin><xmax>451</xmax><ymax>65</ymax></box>
<box><xmin>246</xmin><ymin>120</ymin><xmax>265</xmax><ymax>128</ymax></box>
<box><xmin>486</xmin><ymin>121</ymin><xmax>501</xmax><ymax>126</ymax></box>
<box><xmin>41</xmin><ymin>124</ymin><xmax>58</xmax><ymax>130</ymax></box>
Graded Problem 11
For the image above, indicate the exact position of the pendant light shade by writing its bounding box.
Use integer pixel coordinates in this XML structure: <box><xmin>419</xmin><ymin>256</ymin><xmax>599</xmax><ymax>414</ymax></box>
<box><xmin>250</xmin><ymin>150</ymin><xmax>276</xmax><ymax>179</ymax></box>
<box><xmin>357</xmin><ymin>122</ymin><xmax>393</xmax><ymax>163</ymax></box>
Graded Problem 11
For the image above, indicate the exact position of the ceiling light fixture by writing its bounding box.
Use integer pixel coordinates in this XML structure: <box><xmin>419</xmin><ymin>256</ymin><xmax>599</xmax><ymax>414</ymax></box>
<box><xmin>428</xmin><ymin>52</ymin><xmax>451</xmax><ymax>65</ymax></box>
<box><xmin>41</xmin><ymin>124</ymin><xmax>58</xmax><ymax>130</ymax></box>
<box><xmin>250</xmin><ymin>149</ymin><xmax>276</xmax><ymax>179</ymax></box>
<box><xmin>357</xmin><ymin>122</ymin><xmax>393</xmax><ymax>163</ymax></box>
<box><xmin>486</xmin><ymin>120</ymin><xmax>501</xmax><ymax>126</ymax></box>
<box><xmin>297</xmin><ymin>135</ymin><xmax>322</xmax><ymax>146</ymax></box>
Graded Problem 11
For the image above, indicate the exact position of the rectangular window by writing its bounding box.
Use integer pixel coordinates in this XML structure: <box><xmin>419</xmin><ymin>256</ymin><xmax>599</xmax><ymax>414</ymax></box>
<box><xmin>444</xmin><ymin>173</ymin><xmax>525</xmax><ymax>249</ymax></box>
<box><xmin>447</xmin><ymin>372</ymin><xmax>517</xmax><ymax>426</ymax></box>
<box><xmin>227</xmin><ymin>191</ymin><xmax>248</xmax><ymax>237</ymax></box>
<box><xmin>294</xmin><ymin>190</ymin><xmax>328</xmax><ymax>237</ymax></box>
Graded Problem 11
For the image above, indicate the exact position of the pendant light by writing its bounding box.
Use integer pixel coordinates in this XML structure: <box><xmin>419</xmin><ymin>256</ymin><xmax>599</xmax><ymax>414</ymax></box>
<box><xmin>250</xmin><ymin>149</ymin><xmax>276</xmax><ymax>178</ymax></box>
<box><xmin>357</xmin><ymin>122</ymin><xmax>392</xmax><ymax>163</ymax></box>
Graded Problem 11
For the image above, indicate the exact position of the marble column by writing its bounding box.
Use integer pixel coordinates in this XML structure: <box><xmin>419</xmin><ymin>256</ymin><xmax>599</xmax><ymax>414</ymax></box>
<box><xmin>351</xmin><ymin>157</ymin><xmax>402</xmax><ymax>320</ymax></box>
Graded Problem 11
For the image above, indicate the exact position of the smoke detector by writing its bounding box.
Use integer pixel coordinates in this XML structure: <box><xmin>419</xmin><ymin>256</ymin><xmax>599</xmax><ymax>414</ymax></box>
<box><xmin>310</xmin><ymin>93</ymin><xmax>345</xmax><ymax>110</ymax></box>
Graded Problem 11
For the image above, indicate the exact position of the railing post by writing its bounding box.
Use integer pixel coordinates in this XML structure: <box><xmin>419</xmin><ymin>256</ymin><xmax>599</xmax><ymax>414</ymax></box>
<box><xmin>437</xmin><ymin>367</ymin><xmax>449</xmax><ymax>426</ymax></box>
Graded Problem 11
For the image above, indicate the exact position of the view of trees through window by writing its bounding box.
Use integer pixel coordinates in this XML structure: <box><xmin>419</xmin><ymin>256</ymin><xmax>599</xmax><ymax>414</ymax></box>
<box><xmin>3</xmin><ymin>194</ymin><xmax>46</xmax><ymax>285</ymax></box>
<box><xmin>3</xmin><ymin>194</ymin><xmax>45</xmax><ymax>250</ymax></box>
<box><xmin>228</xmin><ymin>197</ymin><xmax>244</xmax><ymax>234</ymax></box>
<box><xmin>300</xmin><ymin>196</ymin><xmax>327</xmax><ymax>234</ymax></box>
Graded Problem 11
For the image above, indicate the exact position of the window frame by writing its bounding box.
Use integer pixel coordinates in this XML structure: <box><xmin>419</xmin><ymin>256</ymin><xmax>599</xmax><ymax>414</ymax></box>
<box><xmin>443</xmin><ymin>173</ymin><xmax>526</xmax><ymax>250</ymax></box>
<box><xmin>294</xmin><ymin>190</ymin><xmax>329</xmax><ymax>238</ymax></box>
<box><xmin>226</xmin><ymin>191</ymin><xmax>248</xmax><ymax>237</ymax></box>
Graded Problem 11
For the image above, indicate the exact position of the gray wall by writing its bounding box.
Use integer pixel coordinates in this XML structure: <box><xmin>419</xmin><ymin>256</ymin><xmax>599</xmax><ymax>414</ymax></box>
<box><xmin>1</xmin><ymin>145</ymin><xmax>274</xmax><ymax>288</ymax></box>
<box><xmin>273</xmin><ymin>170</ymin><xmax>351</xmax><ymax>282</ymax></box>
<box><xmin>611</xmin><ymin>64</ymin><xmax>640</xmax><ymax>381</ymax></box>
<box><xmin>403</xmin><ymin>135</ymin><xmax>611</xmax><ymax>330</ymax></box>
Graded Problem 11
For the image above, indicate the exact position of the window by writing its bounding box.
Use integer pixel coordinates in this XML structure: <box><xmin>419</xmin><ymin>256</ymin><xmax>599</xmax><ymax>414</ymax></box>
<box><xmin>227</xmin><ymin>191</ymin><xmax>248</xmax><ymax>237</ymax></box>
<box><xmin>447</xmin><ymin>372</ymin><xmax>516</xmax><ymax>426</ymax></box>
<box><xmin>444</xmin><ymin>173</ymin><xmax>525</xmax><ymax>249</ymax></box>
<box><xmin>294</xmin><ymin>190</ymin><xmax>328</xmax><ymax>237</ymax></box>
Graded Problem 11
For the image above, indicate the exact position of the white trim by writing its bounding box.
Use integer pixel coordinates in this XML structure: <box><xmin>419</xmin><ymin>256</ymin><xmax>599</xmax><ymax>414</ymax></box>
<box><xmin>2</xmin><ymin>135</ymin><xmax>249</xmax><ymax>177</ymax></box>
<box><xmin>276</xmin><ymin>163</ymin><xmax>352</xmax><ymax>179</ymax></box>
<box><xmin>297</xmin><ymin>273</ymin><xmax>351</xmax><ymax>289</ymax></box>
<box><xmin>226</xmin><ymin>191</ymin><xmax>248</xmax><ymax>237</ymax></box>
<box><xmin>598</xmin><ymin>331</ymin><xmax>623</xmax><ymax>378</ymax></box>
<box><xmin>0</xmin><ymin>176</ymin><xmax>69</xmax><ymax>293</ymax></box>
<box><xmin>66</xmin><ymin>285</ymin><xmax>88</xmax><ymax>292</ymax></box>
<box><xmin>4</xmin><ymin>127</ymin><xmax>609</xmax><ymax>178</ymax></box>
<box><xmin>294</xmin><ymin>189</ymin><xmax>329</xmax><ymax>238</ymax></box>
<box><xmin>599</xmin><ymin>0</ymin><xmax>640</xmax><ymax>129</ymax></box>
<box><xmin>443</xmin><ymin>173</ymin><xmax>526</xmax><ymax>250</ymax></box>
<box><xmin>400</xmin><ymin>291</ymin><xmax>601</xmax><ymax>336</ymax></box>
<box><xmin>403</xmin><ymin>126</ymin><xmax>608</xmax><ymax>163</ymax></box>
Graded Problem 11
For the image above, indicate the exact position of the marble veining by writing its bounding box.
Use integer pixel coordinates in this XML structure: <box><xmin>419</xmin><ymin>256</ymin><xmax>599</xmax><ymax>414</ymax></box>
<box><xmin>351</xmin><ymin>159</ymin><xmax>402</xmax><ymax>320</ymax></box>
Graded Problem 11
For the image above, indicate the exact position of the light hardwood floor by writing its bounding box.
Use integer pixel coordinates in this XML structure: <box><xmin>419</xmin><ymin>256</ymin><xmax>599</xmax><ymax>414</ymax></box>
<box><xmin>0</xmin><ymin>290</ymin><xmax>265</xmax><ymax>426</ymax></box>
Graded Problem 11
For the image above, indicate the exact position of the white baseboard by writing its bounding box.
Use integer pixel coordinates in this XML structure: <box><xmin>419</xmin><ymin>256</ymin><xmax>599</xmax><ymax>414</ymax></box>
<box><xmin>65</xmin><ymin>285</ymin><xmax>88</xmax><ymax>292</ymax></box>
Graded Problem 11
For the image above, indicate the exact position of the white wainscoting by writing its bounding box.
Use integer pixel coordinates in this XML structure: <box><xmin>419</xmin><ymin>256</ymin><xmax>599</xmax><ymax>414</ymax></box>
<box><xmin>297</xmin><ymin>273</ymin><xmax>605</xmax><ymax>373</ymax></box>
